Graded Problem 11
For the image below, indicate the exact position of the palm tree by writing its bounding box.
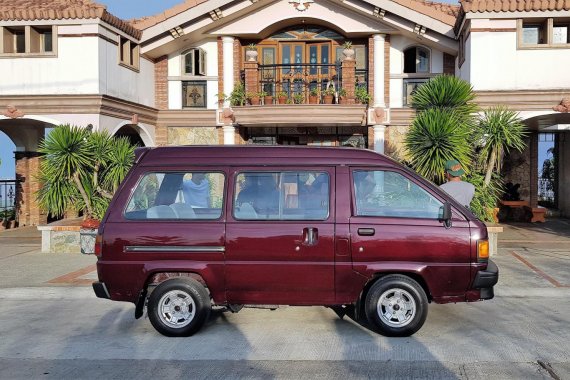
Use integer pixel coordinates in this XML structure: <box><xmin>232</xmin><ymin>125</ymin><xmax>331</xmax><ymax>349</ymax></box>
<box><xmin>405</xmin><ymin>108</ymin><xmax>473</xmax><ymax>184</ymax></box>
<box><xmin>37</xmin><ymin>125</ymin><xmax>136</xmax><ymax>220</ymax></box>
<box><xmin>477</xmin><ymin>106</ymin><xmax>527</xmax><ymax>186</ymax></box>
<box><xmin>404</xmin><ymin>75</ymin><xmax>477</xmax><ymax>184</ymax></box>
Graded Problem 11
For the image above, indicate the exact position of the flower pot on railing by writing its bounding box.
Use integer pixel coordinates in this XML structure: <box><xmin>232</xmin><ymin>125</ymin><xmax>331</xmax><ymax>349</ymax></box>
<box><xmin>80</xmin><ymin>218</ymin><xmax>100</xmax><ymax>255</ymax></box>
<box><xmin>277</xmin><ymin>96</ymin><xmax>287</xmax><ymax>104</ymax></box>
<box><xmin>263</xmin><ymin>95</ymin><xmax>273</xmax><ymax>105</ymax></box>
<box><xmin>309</xmin><ymin>95</ymin><xmax>319</xmax><ymax>104</ymax></box>
<box><xmin>323</xmin><ymin>95</ymin><xmax>334</xmax><ymax>104</ymax></box>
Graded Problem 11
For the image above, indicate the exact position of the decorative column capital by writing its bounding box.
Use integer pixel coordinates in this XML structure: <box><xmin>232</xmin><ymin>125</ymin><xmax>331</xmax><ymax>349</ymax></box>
<box><xmin>221</xmin><ymin>36</ymin><xmax>235</xmax><ymax>44</ymax></box>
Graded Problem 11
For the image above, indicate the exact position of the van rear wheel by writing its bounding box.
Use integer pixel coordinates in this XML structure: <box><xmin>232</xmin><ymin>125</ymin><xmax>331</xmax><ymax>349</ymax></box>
<box><xmin>148</xmin><ymin>278</ymin><xmax>210</xmax><ymax>337</ymax></box>
<box><xmin>365</xmin><ymin>275</ymin><xmax>428</xmax><ymax>337</ymax></box>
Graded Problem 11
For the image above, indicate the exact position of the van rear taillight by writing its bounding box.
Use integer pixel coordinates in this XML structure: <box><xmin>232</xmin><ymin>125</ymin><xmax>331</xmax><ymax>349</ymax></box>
<box><xmin>477</xmin><ymin>240</ymin><xmax>489</xmax><ymax>262</ymax></box>
<box><xmin>94</xmin><ymin>233</ymin><xmax>103</xmax><ymax>257</ymax></box>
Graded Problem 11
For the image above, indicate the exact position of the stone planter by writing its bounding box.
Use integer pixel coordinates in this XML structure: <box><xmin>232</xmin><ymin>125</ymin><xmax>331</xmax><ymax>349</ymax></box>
<box><xmin>80</xmin><ymin>228</ymin><xmax>98</xmax><ymax>254</ymax></box>
<box><xmin>342</xmin><ymin>48</ymin><xmax>355</xmax><ymax>60</ymax></box>
<box><xmin>246</xmin><ymin>50</ymin><xmax>258</xmax><ymax>62</ymax></box>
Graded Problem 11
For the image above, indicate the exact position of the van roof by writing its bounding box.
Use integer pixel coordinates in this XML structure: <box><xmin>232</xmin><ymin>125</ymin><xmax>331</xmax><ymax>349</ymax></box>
<box><xmin>138</xmin><ymin>146</ymin><xmax>397</xmax><ymax>167</ymax></box>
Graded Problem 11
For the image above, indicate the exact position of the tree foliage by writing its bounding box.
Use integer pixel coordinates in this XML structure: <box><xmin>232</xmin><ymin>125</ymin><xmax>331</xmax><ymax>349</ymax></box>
<box><xmin>37</xmin><ymin>125</ymin><xmax>136</xmax><ymax>220</ymax></box>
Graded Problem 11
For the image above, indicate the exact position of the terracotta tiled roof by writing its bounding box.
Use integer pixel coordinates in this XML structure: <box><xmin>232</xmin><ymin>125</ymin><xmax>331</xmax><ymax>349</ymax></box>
<box><xmin>461</xmin><ymin>0</ymin><xmax>570</xmax><ymax>13</ymax></box>
<box><xmin>130</xmin><ymin>0</ymin><xmax>209</xmax><ymax>30</ymax></box>
<box><xmin>0</xmin><ymin>0</ymin><xmax>141</xmax><ymax>39</ymax></box>
<box><xmin>390</xmin><ymin>0</ymin><xmax>461</xmax><ymax>26</ymax></box>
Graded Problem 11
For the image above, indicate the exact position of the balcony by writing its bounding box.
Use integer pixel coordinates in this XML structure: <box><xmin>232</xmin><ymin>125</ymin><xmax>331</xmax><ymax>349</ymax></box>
<box><xmin>233</xmin><ymin>62</ymin><xmax>369</xmax><ymax>126</ymax></box>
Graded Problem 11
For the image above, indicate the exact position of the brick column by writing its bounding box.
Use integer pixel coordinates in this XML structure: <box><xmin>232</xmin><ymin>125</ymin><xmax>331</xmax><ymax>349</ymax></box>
<box><xmin>341</xmin><ymin>58</ymin><xmax>356</xmax><ymax>104</ymax></box>
<box><xmin>233</xmin><ymin>38</ymin><xmax>242</xmax><ymax>86</ymax></box>
<box><xmin>218</xmin><ymin>37</ymin><xmax>224</xmax><ymax>100</ymax></box>
<box><xmin>15</xmin><ymin>152</ymin><xmax>47</xmax><ymax>226</ymax></box>
<box><xmin>154</xmin><ymin>55</ymin><xmax>168</xmax><ymax>110</ymax></box>
<box><xmin>529</xmin><ymin>132</ymin><xmax>539</xmax><ymax>208</ymax></box>
<box><xmin>155</xmin><ymin>124</ymin><xmax>168</xmax><ymax>146</ymax></box>
<box><xmin>368</xmin><ymin>36</ymin><xmax>374</xmax><ymax>100</ymax></box>
<box><xmin>244</xmin><ymin>61</ymin><xmax>258</xmax><ymax>97</ymax></box>
<box><xmin>384</xmin><ymin>35</ymin><xmax>390</xmax><ymax>107</ymax></box>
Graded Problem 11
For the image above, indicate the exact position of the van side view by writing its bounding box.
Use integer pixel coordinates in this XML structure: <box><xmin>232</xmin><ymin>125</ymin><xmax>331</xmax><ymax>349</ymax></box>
<box><xmin>92</xmin><ymin>146</ymin><xmax>498</xmax><ymax>337</ymax></box>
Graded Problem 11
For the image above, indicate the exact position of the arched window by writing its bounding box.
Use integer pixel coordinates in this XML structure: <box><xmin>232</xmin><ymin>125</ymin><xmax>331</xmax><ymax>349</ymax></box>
<box><xmin>182</xmin><ymin>48</ymin><xmax>206</xmax><ymax>76</ymax></box>
<box><xmin>403</xmin><ymin>46</ymin><xmax>430</xmax><ymax>74</ymax></box>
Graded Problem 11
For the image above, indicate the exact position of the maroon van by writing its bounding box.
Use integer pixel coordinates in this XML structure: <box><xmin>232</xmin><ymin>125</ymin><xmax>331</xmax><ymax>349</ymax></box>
<box><xmin>92</xmin><ymin>146</ymin><xmax>498</xmax><ymax>337</ymax></box>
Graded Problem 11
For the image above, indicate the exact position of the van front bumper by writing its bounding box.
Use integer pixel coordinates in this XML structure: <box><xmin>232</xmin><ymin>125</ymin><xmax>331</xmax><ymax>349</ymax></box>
<box><xmin>472</xmin><ymin>260</ymin><xmax>499</xmax><ymax>300</ymax></box>
<box><xmin>92</xmin><ymin>281</ymin><xmax>110</xmax><ymax>299</ymax></box>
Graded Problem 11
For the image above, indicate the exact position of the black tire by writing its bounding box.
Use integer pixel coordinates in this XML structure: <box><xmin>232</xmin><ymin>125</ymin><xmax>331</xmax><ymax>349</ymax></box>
<box><xmin>147</xmin><ymin>278</ymin><xmax>211</xmax><ymax>337</ymax></box>
<box><xmin>364</xmin><ymin>275</ymin><xmax>428</xmax><ymax>337</ymax></box>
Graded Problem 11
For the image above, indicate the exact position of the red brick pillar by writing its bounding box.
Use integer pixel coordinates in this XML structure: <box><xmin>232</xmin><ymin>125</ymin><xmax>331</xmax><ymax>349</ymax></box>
<box><xmin>155</xmin><ymin>124</ymin><xmax>168</xmax><ymax>146</ymax></box>
<box><xmin>530</xmin><ymin>132</ymin><xmax>539</xmax><ymax>208</ymax></box>
<box><xmin>154</xmin><ymin>55</ymin><xmax>168</xmax><ymax>110</ymax></box>
<box><xmin>15</xmin><ymin>152</ymin><xmax>47</xmax><ymax>226</ymax></box>
<box><xmin>244</xmin><ymin>61</ymin><xmax>258</xmax><ymax>98</ymax></box>
<box><xmin>341</xmin><ymin>58</ymin><xmax>356</xmax><ymax>104</ymax></box>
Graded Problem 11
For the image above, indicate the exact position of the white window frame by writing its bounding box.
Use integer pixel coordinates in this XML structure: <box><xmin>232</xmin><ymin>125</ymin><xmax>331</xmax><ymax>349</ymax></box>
<box><xmin>403</xmin><ymin>46</ymin><xmax>431</xmax><ymax>74</ymax></box>
<box><xmin>181</xmin><ymin>48</ymin><xmax>207</xmax><ymax>76</ymax></box>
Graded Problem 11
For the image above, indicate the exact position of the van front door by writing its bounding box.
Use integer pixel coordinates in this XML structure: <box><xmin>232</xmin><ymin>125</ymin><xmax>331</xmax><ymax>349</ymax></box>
<box><xmin>225</xmin><ymin>168</ymin><xmax>335</xmax><ymax>305</ymax></box>
<box><xmin>349</xmin><ymin>168</ymin><xmax>472</xmax><ymax>299</ymax></box>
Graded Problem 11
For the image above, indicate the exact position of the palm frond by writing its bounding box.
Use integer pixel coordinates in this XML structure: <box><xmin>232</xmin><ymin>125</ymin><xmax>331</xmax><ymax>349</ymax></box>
<box><xmin>404</xmin><ymin>108</ymin><xmax>473</xmax><ymax>184</ymax></box>
<box><xmin>411</xmin><ymin>75</ymin><xmax>478</xmax><ymax>116</ymax></box>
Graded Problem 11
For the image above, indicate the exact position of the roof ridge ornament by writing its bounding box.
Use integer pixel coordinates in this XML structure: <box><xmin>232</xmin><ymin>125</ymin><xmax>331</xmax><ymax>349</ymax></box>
<box><xmin>289</xmin><ymin>0</ymin><xmax>315</xmax><ymax>12</ymax></box>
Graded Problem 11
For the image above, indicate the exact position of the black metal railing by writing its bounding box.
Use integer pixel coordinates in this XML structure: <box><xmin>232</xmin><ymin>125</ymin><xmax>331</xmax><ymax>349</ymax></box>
<box><xmin>538</xmin><ymin>178</ymin><xmax>555</xmax><ymax>204</ymax></box>
<box><xmin>258</xmin><ymin>63</ymin><xmax>342</xmax><ymax>103</ymax></box>
<box><xmin>0</xmin><ymin>180</ymin><xmax>18</xmax><ymax>221</ymax></box>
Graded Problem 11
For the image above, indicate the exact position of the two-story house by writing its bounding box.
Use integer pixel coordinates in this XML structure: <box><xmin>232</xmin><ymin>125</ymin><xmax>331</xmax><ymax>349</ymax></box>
<box><xmin>0</xmin><ymin>0</ymin><xmax>569</xmax><ymax>225</ymax></box>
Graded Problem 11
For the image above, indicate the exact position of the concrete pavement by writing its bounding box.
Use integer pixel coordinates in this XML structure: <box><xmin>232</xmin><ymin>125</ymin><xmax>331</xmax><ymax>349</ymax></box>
<box><xmin>0</xmin><ymin>220</ymin><xmax>569</xmax><ymax>379</ymax></box>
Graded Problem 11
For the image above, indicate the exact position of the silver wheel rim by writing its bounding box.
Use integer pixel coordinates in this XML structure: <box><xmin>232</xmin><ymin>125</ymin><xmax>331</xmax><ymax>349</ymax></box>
<box><xmin>377</xmin><ymin>288</ymin><xmax>416</xmax><ymax>328</ymax></box>
<box><xmin>158</xmin><ymin>290</ymin><xmax>196</xmax><ymax>328</ymax></box>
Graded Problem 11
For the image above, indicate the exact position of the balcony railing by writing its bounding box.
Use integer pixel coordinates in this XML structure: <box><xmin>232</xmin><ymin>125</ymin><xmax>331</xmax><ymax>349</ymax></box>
<box><xmin>258</xmin><ymin>63</ymin><xmax>342</xmax><ymax>102</ymax></box>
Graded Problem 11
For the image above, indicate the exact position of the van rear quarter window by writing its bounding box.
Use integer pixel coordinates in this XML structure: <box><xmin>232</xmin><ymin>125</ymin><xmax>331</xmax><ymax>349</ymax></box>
<box><xmin>124</xmin><ymin>172</ymin><xmax>225</xmax><ymax>220</ymax></box>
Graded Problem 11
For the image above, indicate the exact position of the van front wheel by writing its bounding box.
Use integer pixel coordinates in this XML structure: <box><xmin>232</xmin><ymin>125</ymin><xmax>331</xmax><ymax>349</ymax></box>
<box><xmin>365</xmin><ymin>275</ymin><xmax>428</xmax><ymax>337</ymax></box>
<box><xmin>148</xmin><ymin>278</ymin><xmax>211</xmax><ymax>337</ymax></box>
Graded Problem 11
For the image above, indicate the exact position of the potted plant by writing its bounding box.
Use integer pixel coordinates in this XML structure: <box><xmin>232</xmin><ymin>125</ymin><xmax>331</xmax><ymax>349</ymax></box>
<box><xmin>276</xmin><ymin>91</ymin><xmax>288</xmax><ymax>104</ymax></box>
<box><xmin>338</xmin><ymin>88</ymin><xmax>347</xmax><ymax>104</ymax></box>
<box><xmin>247</xmin><ymin>91</ymin><xmax>261</xmax><ymax>105</ymax></box>
<box><xmin>261</xmin><ymin>91</ymin><xmax>273</xmax><ymax>105</ymax></box>
<box><xmin>323</xmin><ymin>87</ymin><xmax>336</xmax><ymax>104</ymax></box>
<box><xmin>229</xmin><ymin>83</ymin><xmax>246</xmax><ymax>106</ymax></box>
<box><xmin>246</xmin><ymin>43</ymin><xmax>258</xmax><ymax>62</ymax></box>
<box><xmin>309</xmin><ymin>87</ymin><xmax>319</xmax><ymax>104</ymax></box>
<box><xmin>215</xmin><ymin>92</ymin><xmax>227</xmax><ymax>108</ymax></box>
<box><xmin>342</xmin><ymin>41</ymin><xmax>355</xmax><ymax>60</ymax></box>
<box><xmin>355</xmin><ymin>87</ymin><xmax>371</xmax><ymax>105</ymax></box>
<box><xmin>293</xmin><ymin>93</ymin><xmax>304</xmax><ymax>104</ymax></box>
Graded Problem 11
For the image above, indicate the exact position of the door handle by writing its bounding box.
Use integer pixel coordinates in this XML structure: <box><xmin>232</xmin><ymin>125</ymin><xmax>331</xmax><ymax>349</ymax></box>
<box><xmin>303</xmin><ymin>227</ymin><xmax>319</xmax><ymax>246</ymax></box>
<box><xmin>357</xmin><ymin>228</ymin><xmax>375</xmax><ymax>236</ymax></box>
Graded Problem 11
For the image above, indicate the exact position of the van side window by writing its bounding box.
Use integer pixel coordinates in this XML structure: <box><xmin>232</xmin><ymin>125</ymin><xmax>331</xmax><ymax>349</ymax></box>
<box><xmin>234</xmin><ymin>171</ymin><xmax>329</xmax><ymax>220</ymax></box>
<box><xmin>353</xmin><ymin>170</ymin><xmax>443</xmax><ymax>219</ymax></box>
<box><xmin>125</xmin><ymin>172</ymin><xmax>225</xmax><ymax>220</ymax></box>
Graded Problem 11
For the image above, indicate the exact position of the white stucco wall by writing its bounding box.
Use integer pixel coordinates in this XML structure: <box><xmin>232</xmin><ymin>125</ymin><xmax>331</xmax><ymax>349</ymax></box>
<box><xmin>98</xmin><ymin>27</ymin><xmax>155</xmax><ymax>107</ymax></box>
<box><xmin>0</xmin><ymin>25</ymin><xmax>99</xmax><ymax>95</ymax></box>
<box><xmin>468</xmin><ymin>19</ymin><xmax>570</xmax><ymax>91</ymax></box>
<box><xmin>389</xmin><ymin>35</ymin><xmax>445</xmax><ymax>108</ymax></box>
<box><xmin>167</xmin><ymin>39</ymin><xmax>219</xmax><ymax>110</ymax></box>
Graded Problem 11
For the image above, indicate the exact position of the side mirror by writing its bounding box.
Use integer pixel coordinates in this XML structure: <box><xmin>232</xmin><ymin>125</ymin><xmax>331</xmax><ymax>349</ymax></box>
<box><xmin>440</xmin><ymin>202</ymin><xmax>452</xmax><ymax>229</ymax></box>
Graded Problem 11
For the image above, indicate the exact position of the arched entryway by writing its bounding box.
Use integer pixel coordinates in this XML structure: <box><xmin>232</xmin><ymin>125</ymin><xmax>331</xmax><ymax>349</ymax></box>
<box><xmin>111</xmin><ymin>122</ymin><xmax>153</xmax><ymax>147</ymax></box>
<box><xmin>0</xmin><ymin>116</ymin><xmax>60</xmax><ymax>226</ymax></box>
